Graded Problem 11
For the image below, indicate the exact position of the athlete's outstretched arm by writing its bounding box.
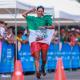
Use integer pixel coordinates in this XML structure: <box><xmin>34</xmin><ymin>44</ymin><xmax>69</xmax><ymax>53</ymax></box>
<box><xmin>22</xmin><ymin>8</ymin><xmax>36</xmax><ymax>17</ymax></box>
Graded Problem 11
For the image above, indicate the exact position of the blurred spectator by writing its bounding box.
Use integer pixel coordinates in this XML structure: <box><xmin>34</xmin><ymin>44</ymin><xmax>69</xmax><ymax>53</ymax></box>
<box><xmin>5</xmin><ymin>27</ymin><xmax>15</xmax><ymax>44</ymax></box>
<box><xmin>8</xmin><ymin>26</ymin><xmax>15</xmax><ymax>35</ymax></box>
<box><xmin>75</xmin><ymin>29</ymin><xmax>80</xmax><ymax>45</ymax></box>
<box><xmin>17</xmin><ymin>30</ymin><xmax>23</xmax><ymax>51</ymax></box>
<box><xmin>60</xmin><ymin>29</ymin><xmax>66</xmax><ymax>43</ymax></box>
<box><xmin>16</xmin><ymin>26</ymin><xmax>28</xmax><ymax>51</ymax></box>
<box><xmin>0</xmin><ymin>21</ymin><xmax>6</xmax><ymax>40</ymax></box>
<box><xmin>21</xmin><ymin>29</ymin><xmax>28</xmax><ymax>44</ymax></box>
<box><xmin>69</xmin><ymin>33</ymin><xmax>77</xmax><ymax>46</ymax></box>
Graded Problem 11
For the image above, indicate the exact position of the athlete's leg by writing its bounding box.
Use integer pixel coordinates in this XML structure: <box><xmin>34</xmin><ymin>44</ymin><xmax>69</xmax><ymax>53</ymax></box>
<box><xmin>31</xmin><ymin>42</ymin><xmax>41</xmax><ymax>79</ymax></box>
<box><xmin>41</xmin><ymin>43</ymin><xmax>49</xmax><ymax>76</ymax></box>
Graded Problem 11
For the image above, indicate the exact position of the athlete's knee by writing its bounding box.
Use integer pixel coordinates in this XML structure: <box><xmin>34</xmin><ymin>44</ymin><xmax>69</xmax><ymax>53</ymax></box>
<box><xmin>34</xmin><ymin>54</ymin><xmax>40</xmax><ymax>61</ymax></box>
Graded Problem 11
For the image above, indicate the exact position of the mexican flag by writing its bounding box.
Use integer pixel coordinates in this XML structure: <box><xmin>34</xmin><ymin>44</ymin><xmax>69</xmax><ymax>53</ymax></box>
<box><xmin>29</xmin><ymin>27</ymin><xmax>55</xmax><ymax>45</ymax></box>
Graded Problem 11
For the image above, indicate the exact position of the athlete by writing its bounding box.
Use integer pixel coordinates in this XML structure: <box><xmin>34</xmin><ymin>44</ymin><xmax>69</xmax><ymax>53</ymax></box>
<box><xmin>22</xmin><ymin>6</ymin><xmax>54</xmax><ymax>79</ymax></box>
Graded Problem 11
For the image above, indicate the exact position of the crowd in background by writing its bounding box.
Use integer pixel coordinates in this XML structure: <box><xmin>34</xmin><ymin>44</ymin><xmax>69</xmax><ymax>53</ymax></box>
<box><xmin>52</xmin><ymin>26</ymin><xmax>80</xmax><ymax>47</ymax></box>
<box><xmin>0</xmin><ymin>21</ymin><xmax>15</xmax><ymax>44</ymax></box>
<box><xmin>0</xmin><ymin>20</ymin><xmax>80</xmax><ymax>51</ymax></box>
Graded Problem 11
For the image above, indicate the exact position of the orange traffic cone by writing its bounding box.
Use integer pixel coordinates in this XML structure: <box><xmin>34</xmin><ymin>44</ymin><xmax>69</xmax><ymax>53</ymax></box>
<box><xmin>12</xmin><ymin>60</ymin><xmax>24</xmax><ymax>80</ymax></box>
<box><xmin>54</xmin><ymin>58</ymin><xmax>67</xmax><ymax>80</ymax></box>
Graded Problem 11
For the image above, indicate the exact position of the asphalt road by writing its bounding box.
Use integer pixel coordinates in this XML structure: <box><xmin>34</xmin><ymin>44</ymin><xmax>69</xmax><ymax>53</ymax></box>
<box><xmin>0</xmin><ymin>69</ymin><xmax>80</xmax><ymax>80</ymax></box>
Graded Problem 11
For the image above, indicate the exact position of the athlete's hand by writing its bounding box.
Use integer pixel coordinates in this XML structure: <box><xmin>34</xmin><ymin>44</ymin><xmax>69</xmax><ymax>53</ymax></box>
<box><xmin>30</xmin><ymin>8</ymin><xmax>36</xmax><ymax>12</ymax></box>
